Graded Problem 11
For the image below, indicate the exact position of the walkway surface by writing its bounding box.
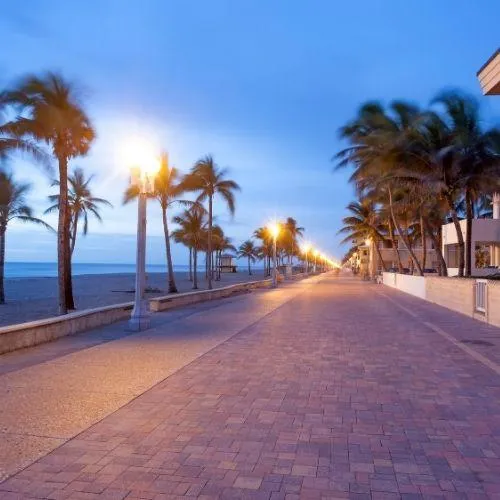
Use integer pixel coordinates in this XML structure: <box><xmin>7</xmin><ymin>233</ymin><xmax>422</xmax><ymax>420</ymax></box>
<box><xmin>2</xmin><ymin>275</ymin><xmax>500</xmax><ymax>499</ymax></box>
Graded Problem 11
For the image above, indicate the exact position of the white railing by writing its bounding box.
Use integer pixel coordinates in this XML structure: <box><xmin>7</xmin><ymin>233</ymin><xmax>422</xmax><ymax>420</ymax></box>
<box><xmin>474</xmin><ymin>279</ymin><xmax>488</xmax><ymax>313</ymax></box>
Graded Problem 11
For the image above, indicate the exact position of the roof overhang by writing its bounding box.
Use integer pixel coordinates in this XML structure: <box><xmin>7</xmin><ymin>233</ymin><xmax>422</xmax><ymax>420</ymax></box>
<box><xmin>477</xmin><ymin>48</ymin><xmax>500</xmax><ymax>95</ymax></box>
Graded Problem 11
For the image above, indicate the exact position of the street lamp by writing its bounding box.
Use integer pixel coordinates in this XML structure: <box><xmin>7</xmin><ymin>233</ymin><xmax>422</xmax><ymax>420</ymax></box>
<box><xmin>313</xmin><ymin>249</ymin><xmax>319</xmax><ymax>273</ymax></box>
<box><xmin>301</xmin><ymin>242</ymin><xmax>311</xmax><ymax>274</ymax></box>
<box><xmin>268</xmin><ymin>222</ymin><xmax>281</xmax><ymax>288</ymax></box>
<box><xmin>126</xmin><ymin>140</ymin><xmax>160</xmax><ymax>331</ymax></box>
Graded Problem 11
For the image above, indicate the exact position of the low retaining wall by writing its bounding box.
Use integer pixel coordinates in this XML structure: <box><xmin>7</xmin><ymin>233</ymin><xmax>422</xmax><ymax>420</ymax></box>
<box><xmin>382</xmin><ymin>273</ymin><xmax>426</xmax><ymax>299</ymax></box>
<box><xmin>425</xmin><ymin>276</ymin><xmax>474</xmax><ymax>316</ymax></box>
<box><xmin>0</xmin><ymin>275</ymin><xmax>306</xmax><ymax>355</ymax></box>
<box><xmin>382</xmin><ymin>272</ymin><xmax>500</xmax><ymax>328</ymax></box>
<box><xmin>0</xmin><ymin>302</ymin><xmax>133</xmax><ymax>355</ymax></box>
<box><xmin>150</xmin><ymin>279</ymin><xmax>272</xmax><ymax>312</ymax></box>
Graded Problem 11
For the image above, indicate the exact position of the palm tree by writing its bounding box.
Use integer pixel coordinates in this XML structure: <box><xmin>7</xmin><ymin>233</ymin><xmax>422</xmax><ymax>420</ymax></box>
<box><xmin>124</xmin><ymin>154</ymin><xmax>191</xmax><ymax>293</ymax></box>
<box><xmin>337</xmin><ymin>199</ymin><xmax>388</xmax><ymax>272</ymax></box>
<box><xmin>238</xmin><ymin>240</ymin><xmax>259</xmax><ymax>275</ymax></box>
<box><xmin>430</xmin><ymin>91</ymin><xmax>500</xmax><ymax>276</ymax></box>
<box><xmin>0</xmin><ymin>170</ymin><xmax>53</xmax><ymax>303</ymax></box>
<box><xmin>3</xmin><ymin>72</ymin><xmax>95</xmax><ymax>313</ymax></box>
<box><xmin>184</xmin><ymin>155</ymin><xmax>240</xmax><ymax>290</ymax></box>
<box><xmin>336</xmin><ymin>100</ymin><xmax>426</xmax><ymax>275</ymax></box>
<box><xmin>45</xmin><ymin>167</ymin><xmax>112</xmax><ymax>256</ymax></box>
<box><xmin>172</xmin><ymin>205</ymin><xmax>207</xmax><ymax>290</ymax></box>
<box><xmin>214</xmin><ymin>234</ymin><xmax>236</xmax><ymax>280</ymax></box>
<box><xmin>284</xmin><ymin>217</ymin><xmax>304</xmax><ymax>265</ymax></box>
<box><xmin>253</xmin><ymin>226</ymin><xmax>273</xmax><ymax>276</ymax></box>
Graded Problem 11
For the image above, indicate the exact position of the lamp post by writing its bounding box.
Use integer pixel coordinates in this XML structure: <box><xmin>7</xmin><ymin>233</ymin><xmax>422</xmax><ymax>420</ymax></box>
<box><xmin>268</xmin><ymin>222</ymin><xmax>280</xmax><ymax>288</ymax></box>
<box><xmin>128</xmin><ymin>148</ymin><xmax>160</xmax><ymax>332</ymax></box>
<box><xmin>301</xmin><ymin>242</ymin><xmax>311</xmax><ymax>275</ymax></box>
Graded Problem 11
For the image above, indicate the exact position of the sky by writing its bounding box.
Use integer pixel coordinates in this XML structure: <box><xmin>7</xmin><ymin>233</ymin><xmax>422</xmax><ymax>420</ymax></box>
<box><xmin>1</xmin><ymin>0</ymin><xmax>499</xmax><ymax>266</ymax></box>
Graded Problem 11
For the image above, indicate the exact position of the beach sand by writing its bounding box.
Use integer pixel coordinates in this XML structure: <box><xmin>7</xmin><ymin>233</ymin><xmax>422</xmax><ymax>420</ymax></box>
<box><xmin>0</xmin><ymin>270</ymin><xmax>267</xmax><ymax>327</ymax></box>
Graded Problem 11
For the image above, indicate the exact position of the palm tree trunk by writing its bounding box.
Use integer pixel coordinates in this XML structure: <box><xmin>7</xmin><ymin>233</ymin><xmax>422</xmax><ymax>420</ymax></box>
<box><xmin>388</xmin><ymin>187</ymin><xmax>424</xmax><ymax>276</ymax></box>
<box><xmin>465</xmin><ymin>189</ymin><xmax>473</xmax><ymax>277</ymax></box>
<box><xmin>424</xmin><ymin>220</ymin><xmax>448</xmax><ymax>277</ymax></box>
<box><xmin>0</xmin><ymin>227</ymin><xmax>6</xmax><ymax>304</ymax></box>
<box><xmin>374</xmin><ymin>239</ymin><xmax>388</xmax><ymax>272</ymax></box>
<box><xmin>388</xmin><ymin>218</ymin><xmax>403</xmax><ymax>272</ymax></box>
<box><xmin>205</xmin><ymin>252</ymin><xmax>208</xmax><ymax>279</ymax></box>
<box><xmin>207</xmin><ymin>196</ymin><xmax>213</xmax><ymax>290</ymax></box>
<box><xmin>188</xmin><ymin>247</ymin><xmax>193</xmax><ymax>281</ymax></box>
<box><xmin>58</xmin><ymin>156</ymin><xmax>70</xmax><ymax>314</ymax></box>
<box><xmin>248</xmin><ymin>257</ymin><xmax>251</xmax><ymax>275</ymax></box>
<box><xmin>70</xmin><ymin>216</ymin><xmax>78</xmax><ymax>256</ymax></box>
<box><xmin>420</xmin><ymin>214</ymin><xmax>427</xmax><ymax>271</ymax></box>
<box><xmin>445</xmin><ymin>193</ymin><xmax>465</xmax><ymax>277</ymax></box>
<box><xmin>193</xmin><ymin>250</ymin><xmax>198</xmax><ymax>289</ymax></box>
<box><xmin>162</xmin><ymin>206</ymin><xmax>177</xmax><ymax>293</ymax></box>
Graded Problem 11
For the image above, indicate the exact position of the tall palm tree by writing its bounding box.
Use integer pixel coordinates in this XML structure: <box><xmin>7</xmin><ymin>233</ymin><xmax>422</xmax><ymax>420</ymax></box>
<box><xmin>430</xmin><ymin>91</ymin><xmax>500</xmax><ymax>276</ymax></box>
<box><xmin>45</xmin><ymin>167</ymin><xmax>112</xmax><ymax>256</ymax></box>
<box><xmin>337</xmin><ymin>199</ymin><xmax>388</xmax><ymax>272</ymax></box>
<box><xmin>214</xmin><ymin>234</ymin><xmax>236</xmax><ymax>280</ymax></box>
<box><xmin>184</xmin><ymin>155</ymin><xmax>240</xmax><ymax>290</ymax></box>
<box><xmin>172</xmin><ymin>206</ymin><xmax>207</xmax><ymax>290</ymax></box>
<box><xmin>238</xmin><ymin>240</ymin><xmax>259</xmax><ymax>275</ymax></box>
<box><xmin>336</xmin><ymin>100</ymin><xmax>426</xmax><ymax>275</ymax></box>
<box><xmin>284</xmin><ymin>217</ymin><xmax>304</xmax><ymax>265</ymax></box>
<box><xmin>0</xmin><ymin>170</ymin><xmax>53</xmax><ymax>303</ymax></box>
<box><xmin>3</xmin><ymin>72</ymin><xmax>94</xmax><ymax>312</ymax></box>
<box><xmin>253</xmin><ymin>226</ymin><xmax>273</xmax><ymax>276</ymax></box>
<box><xmin>124</xmin><ymin>154</ymin><xmax>191</xmax><ymax>293</ymax></box>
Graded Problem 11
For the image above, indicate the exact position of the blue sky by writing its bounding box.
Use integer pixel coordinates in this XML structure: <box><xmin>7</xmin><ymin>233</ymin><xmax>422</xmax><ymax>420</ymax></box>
<box><xmin>1</xmin><ymin>0</ymin><xmax>499</xmax><ymax>266</ymax></box>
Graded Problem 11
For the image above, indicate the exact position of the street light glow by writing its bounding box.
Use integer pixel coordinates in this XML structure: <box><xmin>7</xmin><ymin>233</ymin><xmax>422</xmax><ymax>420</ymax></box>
<box><xmin>124</xmin><ymin>137</ymin><xmax>161</xmax><ymax>176</ymax></box>
<box><xmin>268</xmin><ymin>221</ymin><xmax>281</xmax><ymax>240</ymax></box>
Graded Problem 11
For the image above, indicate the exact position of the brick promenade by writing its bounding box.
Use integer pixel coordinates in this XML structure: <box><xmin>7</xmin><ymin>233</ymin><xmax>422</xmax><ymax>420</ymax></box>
<box><xmin>2</xmin><ymin>276</ymin><xmax>500</xmax><ymax>499</ymax></box>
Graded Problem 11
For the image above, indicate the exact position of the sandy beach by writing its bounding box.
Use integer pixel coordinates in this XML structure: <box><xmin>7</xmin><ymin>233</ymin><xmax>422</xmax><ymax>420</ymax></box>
<box><xmin>0</xmin><ymin>270</ymin><xmax>268</xmax><ymax>327</ymax></box>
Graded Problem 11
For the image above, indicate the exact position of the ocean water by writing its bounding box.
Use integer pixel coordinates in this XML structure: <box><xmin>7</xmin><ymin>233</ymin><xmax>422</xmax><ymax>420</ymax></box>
<box><xmin>4</xmin><ymin>262</ymin><xmax>192</xmax><ymax>279</ymax></box>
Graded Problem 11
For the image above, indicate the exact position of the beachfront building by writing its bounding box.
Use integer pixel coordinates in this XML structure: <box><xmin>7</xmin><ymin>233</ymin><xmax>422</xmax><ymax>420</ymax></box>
<box><xmin>347</xmin><ymin>235</ymin><xmax>439</xmax><ymax>277</ymax></box>
<box><xmin>477</xmin><ymin>48</ymin><xmax>500</xmax><ymax>96</ymax></box>
<box><xmin>442</xmin><ymin>195</ymin><xmax>500</xmax><ymax>277</ymax></box>
<box><xmin>374</xmin><ymin>237</ymin><xmax>438</xmax><ymax>273</ymax></box>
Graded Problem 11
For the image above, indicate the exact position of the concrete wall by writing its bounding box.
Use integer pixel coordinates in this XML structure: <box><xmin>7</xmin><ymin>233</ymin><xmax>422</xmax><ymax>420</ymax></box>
<box><xmin>0</xmin><ymin>302</ymin><xmax>133</xmax><ymax>355</ymax></box>
<box><xmin>425</xmin><ymin>276</ymin><xmax>474</xmax><ymax>316</ymax></box>
<box><xmin>382</xmin><ymin>273</ymin><xmax>426</xmax><ymax>299</ymax></box>
<box><xmin>382</xmin><ymin>273</ymin><xmax>500</xmax><ymax>328</ymax></box>
<box><xmin>0</xmin><ymin>275</ymin><xmax>308</xmax><ymax>355</ymax></box>
<box><xmin>487</xmin><ymin>281</ymin><xmax>500</xmax><ymax>327</ymax></box>
<box><xmin>150</xmin><ymin>279</ymin><xmax>273</xmax><ymax>312</ymax></box>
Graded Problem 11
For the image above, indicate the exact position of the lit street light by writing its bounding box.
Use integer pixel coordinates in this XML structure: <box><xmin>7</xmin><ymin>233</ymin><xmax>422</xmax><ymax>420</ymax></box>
<box><xmin>126</xmin><ymin>140</ymin><xmax>160</xmax><ymax>331</ymax></box>
<box><xmin>313</xmin><ymin>249</ymin><xmax>319</xmax><ymax>273</ymax></box>
<box><xmin>268</xmin><ymin>222</ymin><xmax>281</xmax><ymax>288</ymax></box>
<box><xmin>301</xmin><ymin>242</ymin><xmax>311</xmax><ymax>275</ymax></box>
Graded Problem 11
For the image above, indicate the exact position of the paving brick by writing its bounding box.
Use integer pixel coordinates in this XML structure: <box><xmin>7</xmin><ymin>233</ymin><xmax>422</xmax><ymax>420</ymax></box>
<box><xmin>3</xmin><ymin>277</ymin><xmax>500</xmax><ymax>497</ymax></box>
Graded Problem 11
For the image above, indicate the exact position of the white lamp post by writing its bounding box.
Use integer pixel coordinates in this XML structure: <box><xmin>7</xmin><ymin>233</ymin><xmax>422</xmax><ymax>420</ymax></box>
<box><xmin>127</xmin><ymin>146</ymin><xmax>160</xmax><ymax>332</ymax></box>
<box><xmin>301</xmin><ymin>242</ymin><xmax>311</xmax><ymax>275</ymax></box>
<box><xmin>268</xmin><ymin>222</ymin><xmax>280</xmax><ymax>288</ymax></box>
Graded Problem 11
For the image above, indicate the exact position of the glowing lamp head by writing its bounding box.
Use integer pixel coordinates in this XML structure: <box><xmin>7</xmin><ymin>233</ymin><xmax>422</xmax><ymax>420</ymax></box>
<box><xmin>314</xmin><ymin>249</ymin><xmax>320</xmax><ymax>257</ymax></box>
<box><xmin>124</xmin><ymin>138</ymin><xmax>160</xmax><ymax>173</ymax></box>
<box><xmin>301</xmin><ymin>242</ymin><xmax>311</xmax><ymax>254</ymax></box>
<box><xmin>365</xmin><ymin>238</ymin><xmax>371</xmax><ymax>247</ymax></box>
<box><xmin>268</xmin><ymin>222</ymin><xmax>281</xmax><ymax>239</ymax></box>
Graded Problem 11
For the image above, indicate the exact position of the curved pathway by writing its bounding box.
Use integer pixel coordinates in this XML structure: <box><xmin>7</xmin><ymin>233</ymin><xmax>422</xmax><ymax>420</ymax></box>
<box><xmin>2</xmin><ymin>275</ymin><xmax>500</xmax><ymax>499</ymax></box>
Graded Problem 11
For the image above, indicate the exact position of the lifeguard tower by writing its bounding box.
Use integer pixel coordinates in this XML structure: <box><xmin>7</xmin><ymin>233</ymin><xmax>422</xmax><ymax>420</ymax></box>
<box><xmin>219</xmin><ymin>254</ymin><xmax>237</xmax><ymax>273</ymax></box>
